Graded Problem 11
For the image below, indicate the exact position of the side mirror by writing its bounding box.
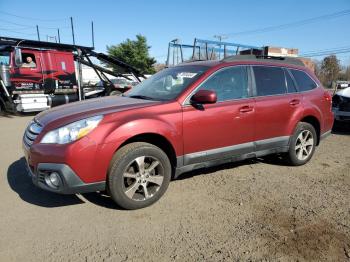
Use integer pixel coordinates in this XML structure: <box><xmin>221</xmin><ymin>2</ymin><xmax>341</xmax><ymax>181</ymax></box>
<box><xmin>190</xmin><ymin>89</ymin><xmax>217</xmax><ymax>104</ymax></box>
<box><xmin>14</xmin><ymin>47</ymin><xmax>22</xmax><ymax>67</ymax></box>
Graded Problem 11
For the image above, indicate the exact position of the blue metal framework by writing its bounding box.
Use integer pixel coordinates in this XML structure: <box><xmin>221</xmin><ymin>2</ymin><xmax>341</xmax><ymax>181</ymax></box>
<box><xmin>166</xmin><ymin>38</ymin><xmax>263</xmax><ymax>66</ymax></box>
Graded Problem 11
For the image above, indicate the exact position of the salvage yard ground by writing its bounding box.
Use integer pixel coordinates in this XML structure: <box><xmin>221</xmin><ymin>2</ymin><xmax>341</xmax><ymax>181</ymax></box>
<box><xmin>0</xmin><ymin>115</ymin><xmax>349</xmax><ymax>261</ymax></box>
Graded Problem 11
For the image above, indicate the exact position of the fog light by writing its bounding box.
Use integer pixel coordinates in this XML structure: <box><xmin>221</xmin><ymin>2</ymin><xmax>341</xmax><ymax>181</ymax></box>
<box><xmin>45</xmin><ymin>172</ymin><xmax>61</xmax><ymax>188</ymax></box>
<box><xmin>49</xmin><ymin>172</ymin><xmax>60</xmax><ymax>187</ymax></box>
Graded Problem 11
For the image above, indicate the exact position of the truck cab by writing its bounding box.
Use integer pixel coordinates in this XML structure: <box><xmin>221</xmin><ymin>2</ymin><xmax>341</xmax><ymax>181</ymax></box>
<box><xmin>0</xmin><ymin>47</ymin><xmax>78</xmax><ymax>112</ymax></box>
<box><xmin>0</xmin><ymin>36</ymin><xmax>144</xmax><ymax>114</ymax></box>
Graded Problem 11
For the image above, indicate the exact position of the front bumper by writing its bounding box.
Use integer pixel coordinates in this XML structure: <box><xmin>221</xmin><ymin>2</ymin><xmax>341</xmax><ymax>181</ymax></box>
<box><xmin>24</xmin><ymin>158</ymin><xmax>105</xmax><ymax>194</ymax></box>
<box><xmin>333</xmin><ymin>108</ymin><xmax>350</xmax><ymax>121</ymax></box>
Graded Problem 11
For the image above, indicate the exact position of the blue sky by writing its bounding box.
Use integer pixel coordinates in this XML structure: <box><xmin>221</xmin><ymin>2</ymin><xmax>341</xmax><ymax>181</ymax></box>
<box><xmin>1</xmin><ymin>0</ymin><xmax>350</xmax><ymax>65</ymax></box>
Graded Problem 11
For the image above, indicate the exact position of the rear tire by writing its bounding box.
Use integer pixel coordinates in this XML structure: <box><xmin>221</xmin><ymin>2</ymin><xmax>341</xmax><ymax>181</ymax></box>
<box><xmin>286</xmin><ymin>122</ymin><xmax>317</xmax><ymax>166</ymax></box>
<box><xmin>108</xmin><ymin>142</ymin><xmax>171</xmax><ymax>210</ymax></box>
<box><xmin>0</xmin><ymin>100</ymin><xmax>5</xmax><ymax>115</ymax></box>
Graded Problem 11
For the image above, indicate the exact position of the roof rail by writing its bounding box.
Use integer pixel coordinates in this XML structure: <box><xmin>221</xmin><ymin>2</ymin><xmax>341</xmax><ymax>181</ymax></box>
<box><xmin>222</xmin><ymin>54</ymin><xmax>305</xmax><ymax>67</ymax></box>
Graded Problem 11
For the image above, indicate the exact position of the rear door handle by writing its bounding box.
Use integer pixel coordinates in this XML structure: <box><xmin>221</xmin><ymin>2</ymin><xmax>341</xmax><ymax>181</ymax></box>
<box><xmin>239</xmin><ymin>105</ymin><xmax>254</xmax><ymax>113</ymax></box>
<box><xmin>289</xmin><ymin>99</ymin><xmax>300</xmax><ymax>106</ymax></box>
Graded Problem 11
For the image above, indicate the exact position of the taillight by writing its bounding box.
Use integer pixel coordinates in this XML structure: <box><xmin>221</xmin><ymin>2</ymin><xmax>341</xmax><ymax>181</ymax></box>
<box><xmin>323</xmin><ymin>91</ymin><xmax>333</xmax><ymax>112</ymax></box>
<box><xmin>323</xmin><ymin>91</ymin><xmax>332</xmax><ymax>102</ymax></box>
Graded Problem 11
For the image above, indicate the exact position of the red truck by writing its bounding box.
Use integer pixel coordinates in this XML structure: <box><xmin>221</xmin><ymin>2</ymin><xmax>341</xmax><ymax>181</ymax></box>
<box><xmin>0</xmin><ymin>36</ymin><xmax>143</xmax><ymax>113</ymax></box>
<box><xmin>23</xmin><ymin>55</ymin><xmax>334</xmax><ymax>209</ymax></box>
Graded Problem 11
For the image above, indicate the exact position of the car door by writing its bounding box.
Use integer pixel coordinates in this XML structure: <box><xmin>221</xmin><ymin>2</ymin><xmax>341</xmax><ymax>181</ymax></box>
<box><xmin>182</xmin><ymin>65</ymin><xmax>255</xmax><ymax>166</ymax></box>
<box><xmin>252</xmin><ymin>65</ymin><xmax>302</xmax><ymax>151</ymax></box>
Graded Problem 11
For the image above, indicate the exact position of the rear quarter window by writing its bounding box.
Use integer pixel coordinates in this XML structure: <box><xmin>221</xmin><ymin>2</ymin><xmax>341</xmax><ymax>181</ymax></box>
<box><xmin>290</xmin><ymin>69</ymin><xmax>317</xmax><ymax>92</ymax></box>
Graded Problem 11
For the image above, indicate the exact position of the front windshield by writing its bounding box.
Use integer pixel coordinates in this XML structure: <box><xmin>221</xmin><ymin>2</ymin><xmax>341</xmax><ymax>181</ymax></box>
<box><xmin>125</xmin><ymin>65</ymin><xmax>209</xmax><ymax>101</ymax></box>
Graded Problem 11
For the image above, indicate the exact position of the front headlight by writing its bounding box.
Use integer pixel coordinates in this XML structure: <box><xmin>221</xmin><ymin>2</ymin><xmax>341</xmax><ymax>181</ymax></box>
<box><xmin>41</xmin><ymin>115</ymin><xmax>103</xmax><ymax>144</ymax></box>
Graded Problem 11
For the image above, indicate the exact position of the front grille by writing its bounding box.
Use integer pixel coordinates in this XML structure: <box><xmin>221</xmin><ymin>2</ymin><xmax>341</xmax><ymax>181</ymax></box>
<box><xmin>339</xmin><ymin>102</ymin><xmax>350</xmax><ymax>112</ymax></box>
<box><xmin>339</xmin><ymin>116</ymin><xmax>350</xmax><ymax>121</ymax></box>
<box><xmin>334</xmin><ymin>95</ymin><xmax>350</xmax><ymax>112</ymax></box>
<box><xmin>23</xmin><ymin>120</ymin><xmax>43</xmax><ymax>148</ymax></box>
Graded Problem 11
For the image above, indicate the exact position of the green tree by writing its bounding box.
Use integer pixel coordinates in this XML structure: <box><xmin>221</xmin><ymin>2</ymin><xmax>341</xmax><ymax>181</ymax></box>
<box><xmin>319</xmin><ymin>55</ymin><xmax>341</xmax><ymax>88</ymax></box>
<box><xmin>106</xmin><ymin>35</ymin><xmax>156</xmax><ymax>74</ymax></box>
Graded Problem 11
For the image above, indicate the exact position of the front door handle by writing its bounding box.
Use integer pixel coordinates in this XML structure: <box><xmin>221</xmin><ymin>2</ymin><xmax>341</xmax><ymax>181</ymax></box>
<box><xmin>289</xmin><ymin>99</ymin><xmax>300</xmax><ymax>106</ymax></box>
<box><xmin>239</xmin><ymin>105</ymin><xmax>254</xmax><ymax>113</ymax></box>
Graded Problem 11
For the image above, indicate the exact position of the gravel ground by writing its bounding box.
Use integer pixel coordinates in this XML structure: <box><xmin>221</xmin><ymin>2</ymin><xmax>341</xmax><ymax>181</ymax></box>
<box><xmin>0</xmin><ymin>114</ymin><xmax>349</xmax><ymax>262</ymax></box>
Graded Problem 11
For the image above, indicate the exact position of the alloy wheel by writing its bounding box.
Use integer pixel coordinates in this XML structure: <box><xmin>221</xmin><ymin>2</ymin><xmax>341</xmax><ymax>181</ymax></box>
<box><xmin>295</xmin><ymin>130</ymin><xmax>314</xmax><ymax>161</ymax></box>
<box><xmin>122</xmin><ymin>156</ymin><xmax>164</xmax><ymax>201</ymax></box>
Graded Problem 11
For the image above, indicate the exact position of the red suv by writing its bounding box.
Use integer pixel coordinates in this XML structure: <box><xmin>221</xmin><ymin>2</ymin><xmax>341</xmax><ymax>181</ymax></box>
<box><xmin>23</xmin><ymin>55</ymin><xmax>334</xmax><ymax>209</ymax></box>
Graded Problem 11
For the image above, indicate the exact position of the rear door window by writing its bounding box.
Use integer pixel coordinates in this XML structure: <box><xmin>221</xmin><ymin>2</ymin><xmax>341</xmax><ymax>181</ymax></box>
<box><xmin>290</xmin><ymin>69</ymin><xmax>317</xmax><ymax>92</ymax></box>
<box><xmin>253</xmin><ymin>66</ymin><xmax>287</xmax><ymax>96</ymax></box>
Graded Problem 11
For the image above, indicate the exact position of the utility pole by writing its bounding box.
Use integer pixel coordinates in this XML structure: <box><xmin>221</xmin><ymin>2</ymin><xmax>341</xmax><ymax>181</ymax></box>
<box><xmin>214</xmin><ymin>35</ymin><xmax>228</xmax><ymax>59</ymax></box>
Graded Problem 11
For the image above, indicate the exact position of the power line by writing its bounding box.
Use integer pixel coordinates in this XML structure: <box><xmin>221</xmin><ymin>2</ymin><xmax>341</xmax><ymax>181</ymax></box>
<box><xmin>0</xmin><ymin>10</ymin><xmax>68</xmax><ymax>22</ymax></box>
<box><xmin>0</xmin><ymin>19</ymin><xmax>35</xmax><ymax>28</ymax></box>
<box><xmin>221</xmin><ymin>9</ymin><xmax>350</xmax><ymax>37</ymax></box>
<box><xmin>301</xmin><ymin>48</ymin><xmax>350</xmax><ymax>57</ymax></box>
<box><xmin>0</xmin><ymin>18</ymin><xmax>70</xmax><ymax>30</ymax></box>
<box><xmin>0</xmin><ymin>25</ymin><xmax>34</xmax><ymax>31</ymax></box>
<box><xmin>0</xmin><ymin>28</ymin><xmax>37</xmax><ymax>36</ymax></box>
<box><xmin>301</xmin><ymin>46</ymin><xmax>350</xmax><ymax>56</ymax></box>
<box><xmin>302</xmin><ymin>45</ymin><xmax>350</xmax><ymax>54</ymax></box>
<box><xmin>0</xmin><ymin>27</ymin><xmax>33</xmax><ymax>31</ymax></box>
<box><xmin>302</xmin><ymin>51</ymin><xmax>350</xmax><ymax>57</ymax></box>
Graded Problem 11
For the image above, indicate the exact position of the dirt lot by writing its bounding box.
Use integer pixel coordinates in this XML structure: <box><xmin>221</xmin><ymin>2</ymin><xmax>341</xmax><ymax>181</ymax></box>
<box><xmin>0</xmin><ymin>114</ymin><xmax>349</xmax><ymax>262</ymax></box>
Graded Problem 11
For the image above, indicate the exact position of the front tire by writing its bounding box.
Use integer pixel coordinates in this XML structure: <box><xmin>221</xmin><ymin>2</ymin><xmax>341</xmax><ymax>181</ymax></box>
<box><xmin>108</xmin><ymin>142</ymin><xmax>171</xmax><ymax>210</ymax></box>
<box><xmin>286</xmin><ymin>122</ymin><xmax>317</xmax><ymax>166</ymax></box>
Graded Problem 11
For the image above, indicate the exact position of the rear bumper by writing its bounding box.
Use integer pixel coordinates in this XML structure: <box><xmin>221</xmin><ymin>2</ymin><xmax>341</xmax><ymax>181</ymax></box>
<box><xmin>24</xmin><ymin>159</ymin><xmax>105</xmax><ymax>194</ymax></box>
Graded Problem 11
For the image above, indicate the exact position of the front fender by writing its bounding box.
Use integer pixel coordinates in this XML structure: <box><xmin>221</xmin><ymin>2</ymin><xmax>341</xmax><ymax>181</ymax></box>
<box><xmin>91</xmin><ymin>112</ymin><xmax>183</xmax><ymax>182</ymax></box>
<box><xmin>104</xmin><ymin>118</ymin><xmax>182</xmax><ymax>154</ymax></box>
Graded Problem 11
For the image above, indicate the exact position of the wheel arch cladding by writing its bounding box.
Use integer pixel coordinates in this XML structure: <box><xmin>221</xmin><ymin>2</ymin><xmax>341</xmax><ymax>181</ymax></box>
<box><xmin>117</xmin><ymin>133</ymin><xmax>177</xmax><ymax>170</ymax></box>
<box><xmin>299</xmin><ymin>115</ymin><xmax>321</xmax><ymax>145</ymax></box>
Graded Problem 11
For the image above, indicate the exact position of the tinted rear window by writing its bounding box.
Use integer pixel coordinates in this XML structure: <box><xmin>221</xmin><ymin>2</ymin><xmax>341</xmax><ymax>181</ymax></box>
<box><xmin>290</xmin><ymin>69</ymin><xmax>317</xmax><ymax>92</ymax></box>
<box><xmin>253</xmin><ymin>66</ymin><xmax>286</xmax><ymax>96</ymax></box>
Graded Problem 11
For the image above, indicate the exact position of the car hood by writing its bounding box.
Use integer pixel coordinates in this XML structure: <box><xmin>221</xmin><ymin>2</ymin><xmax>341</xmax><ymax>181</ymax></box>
<box><xmin>35</xmin><ymin>96</ymin><xmax>158</xmax><ymax>128</ymax></box>
<box><xmin>335</xmin><ymin>87</ymin><xmax>350</xmax><ymax>98</ymax></box>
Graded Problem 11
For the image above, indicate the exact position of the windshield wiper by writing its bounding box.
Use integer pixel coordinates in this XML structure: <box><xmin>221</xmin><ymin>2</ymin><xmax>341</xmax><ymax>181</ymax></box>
<box><xmin>128</xmin><ymin>95</ymin><xmax>157</xmax><ymax>100</ymax></box>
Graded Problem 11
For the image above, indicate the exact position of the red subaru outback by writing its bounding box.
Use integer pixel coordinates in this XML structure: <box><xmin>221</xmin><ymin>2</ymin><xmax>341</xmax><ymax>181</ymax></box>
<box><xmin>23</xmin><ymin>55</ymin><xmax>334</xmax><ymax>209</ymax></box>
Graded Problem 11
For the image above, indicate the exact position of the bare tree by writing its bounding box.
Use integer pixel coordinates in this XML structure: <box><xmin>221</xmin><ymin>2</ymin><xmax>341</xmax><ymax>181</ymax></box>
<box><xmin>319</xmin><ymin>55</ymin><xmax>341</xmax><ymax>88</ymax></box>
